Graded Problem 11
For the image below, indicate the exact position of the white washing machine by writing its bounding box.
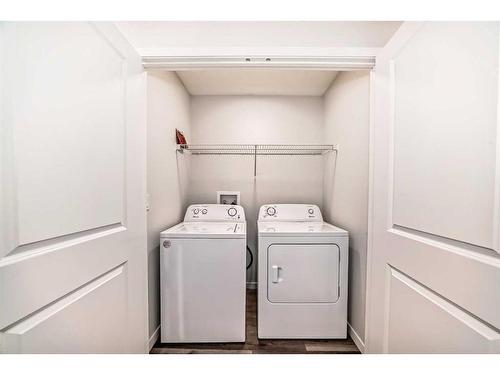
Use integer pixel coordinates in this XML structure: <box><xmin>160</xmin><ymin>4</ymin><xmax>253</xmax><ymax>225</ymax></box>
<box><xmin>257</xmin><ymin>204</ymin><xmax>348</xmax><ymax>339</ymax></box>
<box><xmin>160</xmin><ymin>204</ymin><xmax>246</xmax><ymax>343</ymax></box>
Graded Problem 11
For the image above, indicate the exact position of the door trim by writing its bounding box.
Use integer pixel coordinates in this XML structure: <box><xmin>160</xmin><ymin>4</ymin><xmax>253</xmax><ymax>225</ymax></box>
<box><xmin>492</xmin><ymin>27</ymin><xmax>500</xmax><ymax>253</ymax></box>
<box><xmin>142</xmin><ymin>55</ymin><xmax>376</xmax><ymax>71</ymax></box>
<box><xmin>364</xmin><ymin>21</ymin><xmax>425</xmax><ymax>354</ymax></box>
<box><xmin>364</xmin><ymin>68</ymin><xmax>377</xmax><ymax>354</ymax></box>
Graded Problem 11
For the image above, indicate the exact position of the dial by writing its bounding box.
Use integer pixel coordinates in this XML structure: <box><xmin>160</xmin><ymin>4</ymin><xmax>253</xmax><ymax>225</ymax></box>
<box><xmin>228</xmin><ymin>207</ymin><xmax>237</xmax><ymax>217</ymax></box>
<box><xmin>202</xmin><ymin>209</ymin><xmax>208</xmax><ymax>214</ymax></box>
<box><xmin>193</xmin><ymin>208</ymin><xmax>200</xmax><ymax>214</ymax></box>
<box><xmin>266</xmin><ymin>206</ymin><xmax>276</xmax><ymax>216</ymax></box>
<box><xmin>308</xmin><ymin>208</ymin><xmax>314</xmax><ymax>215</ymax></box>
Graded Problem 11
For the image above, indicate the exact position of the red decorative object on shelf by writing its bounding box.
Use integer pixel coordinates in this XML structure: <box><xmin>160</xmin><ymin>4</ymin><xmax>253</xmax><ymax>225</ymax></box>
<box><xmin>176</xmin><ymin>128</ymin><xmax>187</xmax><ymax>145</ymax></box>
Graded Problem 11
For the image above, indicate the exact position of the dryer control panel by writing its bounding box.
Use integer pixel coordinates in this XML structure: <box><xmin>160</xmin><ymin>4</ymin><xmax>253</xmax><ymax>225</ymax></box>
<box><xmin>184</xmin><ymin>204</ymin><xmax>245</xmax><ymax>222</ymax></box>
<box><xmin>258</xmin><ymin>204</ymin><xmax>323</xmax><ymax>222</ymax></box>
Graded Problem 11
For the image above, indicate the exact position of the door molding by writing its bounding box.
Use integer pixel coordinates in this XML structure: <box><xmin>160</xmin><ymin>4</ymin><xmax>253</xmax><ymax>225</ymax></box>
<box><xmin>365</xmin><ymin>21</ymin><xmax>425</xmax><ymax>354</ymax></box>
<box><xmin>142</xmin><ymin>55</ymin><xmax>376</xmax><ymax>70</ymax></box>
<box><xmin>493</xmin><ymin>27</ymin><xmax>500</xmax><ymax>253</ymax></box>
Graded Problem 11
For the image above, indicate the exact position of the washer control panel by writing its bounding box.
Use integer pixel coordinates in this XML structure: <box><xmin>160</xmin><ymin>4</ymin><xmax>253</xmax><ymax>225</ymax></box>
<box><xmin>258</xmin><ymin>204</ymin><xmax>322</xmax><ymax>222</ymax></box>
<box><xmin>184</xmin><ymin>204</ymin><xmax>245</xmax><ymax>222</ymax></box>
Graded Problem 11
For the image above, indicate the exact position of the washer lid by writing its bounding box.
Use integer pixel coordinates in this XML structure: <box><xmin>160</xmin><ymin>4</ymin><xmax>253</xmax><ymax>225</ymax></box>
<box><xmin>258</xmin><ymin>221</ymin><xmax>347</xmax><ymax>237</ymax></box>
<box><xmin>161</xmin><ymin>222</ymin><xmax>246</xmax><ymax>239</ymax></box>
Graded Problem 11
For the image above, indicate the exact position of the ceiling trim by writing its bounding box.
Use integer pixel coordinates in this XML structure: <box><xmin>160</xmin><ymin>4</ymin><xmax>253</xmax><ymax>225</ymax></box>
<box><xmin>142</xmin><ymin>55</ymin><xmax>376</xmax><ymax>71</ymax></box>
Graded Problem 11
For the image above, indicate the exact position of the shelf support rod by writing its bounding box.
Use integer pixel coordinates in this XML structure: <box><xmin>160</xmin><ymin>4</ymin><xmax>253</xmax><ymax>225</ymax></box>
<box><xmin>253</xmin><ymin>145</ymin><xmax>257</xmax><ymax>178</ymax></box>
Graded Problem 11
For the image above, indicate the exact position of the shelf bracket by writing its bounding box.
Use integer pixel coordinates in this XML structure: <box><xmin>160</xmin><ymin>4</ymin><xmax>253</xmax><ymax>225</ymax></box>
<box><xmin>253</xmin><ymin>145</ymin><xmax>257</xmax><ymax>178</ymax></box>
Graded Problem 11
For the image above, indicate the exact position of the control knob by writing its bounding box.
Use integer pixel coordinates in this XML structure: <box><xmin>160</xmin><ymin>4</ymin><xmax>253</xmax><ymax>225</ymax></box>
<box><xmin>193</xmin><ymin>208</ymin><xmax>200</xmax><ymax>214</ymax></box>
<box><xmin>266</xmin><ymin>207</ymin><xmax>276</xmax><ymax>216</ymax></box>
<box><xmin>228</xmin><ymin>207</ymin><xmax>237</xmax><ymax>217</ymax></box>
<box><xmin>308</xmin><ymin>208</ymin><xmax>314</xmax><ymax>215</ymax></box>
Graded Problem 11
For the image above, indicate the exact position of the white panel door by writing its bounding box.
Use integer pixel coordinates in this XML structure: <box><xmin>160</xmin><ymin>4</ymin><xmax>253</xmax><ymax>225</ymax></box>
<box><xmin>267</xmin><ymin>244</ymin><xmax>339</xmax><ymax>303</ymax></box>
<box><xmin>366</xmin><ymin>22</ymin><xmax>500</xmax><ymax>353</ymax></box>
<box><xmin>0</xmin><ymin>22</ymin><xmax>147</xmax><ymax>353</ymax></box>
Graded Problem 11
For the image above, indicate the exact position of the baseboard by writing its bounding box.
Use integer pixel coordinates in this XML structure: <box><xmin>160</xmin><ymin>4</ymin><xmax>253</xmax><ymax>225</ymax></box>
<box><xmin>347</xmin><ymin>322</ymin><xmax>365</xmax><ymax>353</ymax></box>
<box><xmin>148</xmin><ymin>325</ymin><xmax>160</xmax><ymax>352</ymax></box>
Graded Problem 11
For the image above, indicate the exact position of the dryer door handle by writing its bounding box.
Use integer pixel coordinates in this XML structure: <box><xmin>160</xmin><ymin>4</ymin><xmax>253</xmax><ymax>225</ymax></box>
<box><xmin>271</xmin><ymin>265</ymin><xmax>282</xmax><ymax>283</ymax></box>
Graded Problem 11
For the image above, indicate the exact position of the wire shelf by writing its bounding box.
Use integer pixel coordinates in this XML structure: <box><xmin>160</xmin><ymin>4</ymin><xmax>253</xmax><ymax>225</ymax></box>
<box><xmin>177</xmin><ymin>144</ymin><xmax>336</xmax><ymax>155</ymax></box>
<box><xmin>177</xmin><ymin>144</ymin><xmax>337</xmax><ymax>177</ymax></box>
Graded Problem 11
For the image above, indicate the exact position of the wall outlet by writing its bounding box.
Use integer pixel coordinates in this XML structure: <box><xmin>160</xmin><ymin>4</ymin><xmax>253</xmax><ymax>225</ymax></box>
<box><xmin>217</xmin><ymin>191</ymin><xmax>240</xmax><ymax>205</ymax></box>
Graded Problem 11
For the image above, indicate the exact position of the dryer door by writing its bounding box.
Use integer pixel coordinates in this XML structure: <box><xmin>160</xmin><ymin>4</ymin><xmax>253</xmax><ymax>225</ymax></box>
<box><xmin>267</xmin><ymin>244</ymin><xmax>340</xmax><ymax>303</ymax></box>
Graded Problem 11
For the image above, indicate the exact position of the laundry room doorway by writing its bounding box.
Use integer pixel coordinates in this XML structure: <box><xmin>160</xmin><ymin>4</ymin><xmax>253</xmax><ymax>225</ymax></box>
<box><xmin>143</xmin><ymin>51</ymin><xmax>375</xmax><ymax>352</ymax></box>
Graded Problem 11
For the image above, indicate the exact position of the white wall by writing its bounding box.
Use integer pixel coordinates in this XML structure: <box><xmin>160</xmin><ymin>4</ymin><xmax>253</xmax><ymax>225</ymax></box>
<box><xmin>323</xmin><ymin>71</ymin><xmax>371</xmax><ymax>347</ymax></box>
<box><xmin>117</xmin><ymin>21</ymin><xmax>401</xmax><ymax>56</ymax></box>
<box><xmin>146</xmin><ymin>71</ymin><xmax>190</xmax><ymax>341</ymax></box>
<box><xmin>188</xmin><ymin>95</ymin><xmax>325</xmax><ymax>283</ymax></box>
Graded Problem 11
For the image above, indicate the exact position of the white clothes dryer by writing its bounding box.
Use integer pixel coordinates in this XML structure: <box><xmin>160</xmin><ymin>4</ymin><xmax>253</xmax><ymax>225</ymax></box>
<box><xmin>257</xmin><ymin>204</ymin><xmax>348</xmax><ymax>339</ymax></box>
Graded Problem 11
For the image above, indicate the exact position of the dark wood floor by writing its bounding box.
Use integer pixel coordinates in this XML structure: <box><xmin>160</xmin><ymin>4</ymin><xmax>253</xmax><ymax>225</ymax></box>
<box><xmin>151</xmin><ymin>289</ymin><xmax>360</xmax><ymax>354</ymax></box>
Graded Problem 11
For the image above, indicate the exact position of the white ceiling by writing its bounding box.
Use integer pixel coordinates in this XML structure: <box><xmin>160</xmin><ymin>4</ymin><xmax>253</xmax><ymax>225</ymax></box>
<box><xmin>177</xmin><ymin>70</ymin><xmax>338</xmax><ymax>96</ymax></box>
